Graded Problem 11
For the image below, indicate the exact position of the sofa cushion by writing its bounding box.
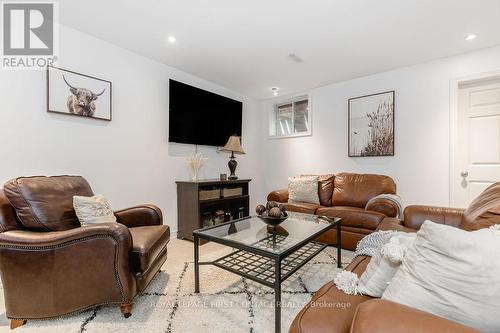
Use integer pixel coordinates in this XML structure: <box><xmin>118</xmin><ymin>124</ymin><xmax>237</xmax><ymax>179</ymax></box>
<box><xmin>332</xmin><ymin>173</ymin><xmax>396</xmax><ymax>208</ymax></box>
<box><xmin>129</xmin><ymin>225</ymin><xmax>170</xmax><ymax>273</ymax></box>
<box><xmin>289</xmin><ymin>256</ymin><xmax>372</xmax><ymax>333</ymax></box>
<box><xmin>3</xmin><ymin>176</ymin><xmax>94</xmax><ymax>231</ymax></box>
<box><xmin>302</xmin><ymin>174</ymin><xmax>335</xmax><ymax>207</ymax></box>
<box><xmin>382</xmin><ymin>221</ymin><xmax>500</xmax><ymax>332</ymax></box>
<box><xmin>288</xmin><ymin>176</ymin><xmax>320</xmax><ymax>204</ymax></box>
<box><xmin>283</xmin><ymin>201</ymin><xmax>321</xmax><ymax>215</ymax></box>
<box><xmin>317</xmin><ymin>206</ymin><xmax>385</xmax><ymax>230</ymax></box>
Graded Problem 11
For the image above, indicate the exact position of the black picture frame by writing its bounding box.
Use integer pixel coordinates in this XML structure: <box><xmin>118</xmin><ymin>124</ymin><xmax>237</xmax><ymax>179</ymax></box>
<box><xmin>348</xmin><ymin>90</ymin><xmax>395</xmax><ymax>157</ymax></box>
<box><xmin>47</xmin><ymin>65</ymin><xmax>112</xmax><ymax>121</ymax></box>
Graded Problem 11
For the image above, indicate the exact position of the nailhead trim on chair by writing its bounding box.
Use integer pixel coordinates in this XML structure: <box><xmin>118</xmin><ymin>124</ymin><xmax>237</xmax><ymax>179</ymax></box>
<box><xmin>0</xmin><ymin>234</ymin><xmax>133</xmax><ymax>319</ymax></box>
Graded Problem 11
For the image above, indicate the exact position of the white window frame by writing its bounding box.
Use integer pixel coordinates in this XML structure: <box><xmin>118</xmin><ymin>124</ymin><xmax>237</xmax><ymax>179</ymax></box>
<box><xmin>268</xmin><ymin>93</ymin><xmax>312</xmax><ymax>139</ymax></box>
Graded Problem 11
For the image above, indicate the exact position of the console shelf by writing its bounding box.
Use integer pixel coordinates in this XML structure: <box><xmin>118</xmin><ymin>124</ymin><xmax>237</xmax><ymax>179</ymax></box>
<box><xmin>176</xmin><ymin>179</ymin><xmax>251</xmax><ymax>241</ymax></box>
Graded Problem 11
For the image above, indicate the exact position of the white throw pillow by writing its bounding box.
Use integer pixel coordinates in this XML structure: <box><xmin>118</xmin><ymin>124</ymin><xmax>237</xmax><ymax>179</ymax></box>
<box><xmin>382</xmin><ymin>221</ymin><xmax>500</xmax><ymax>333</ymax></box>
<box><xmin>288</xmin><ymin>176</ymin><xmax>320</xmax><ymax>205</ymax></box>
<box><xmin>73</xmin><ymin>194</ymin><xmax>117</xmax><ymax>225</ymax></box>
<box><xmin>357</xmin><ymin>233</ymin><xmax>415</xmax><ymax>297</ymax></box>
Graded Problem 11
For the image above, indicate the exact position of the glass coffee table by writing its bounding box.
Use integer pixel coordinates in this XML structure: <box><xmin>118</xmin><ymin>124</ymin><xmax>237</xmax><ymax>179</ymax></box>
<box><xmin>193</xmin><ymin>212</ymin><xmax>341</xmax><ymax>333</ymax></box>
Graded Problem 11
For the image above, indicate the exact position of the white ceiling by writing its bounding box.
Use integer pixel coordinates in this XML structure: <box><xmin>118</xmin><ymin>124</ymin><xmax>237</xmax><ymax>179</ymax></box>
<box><xmin>60</xmin><ymin>0</ymin><xmax>500</xmax><ymax>99</ymax></box>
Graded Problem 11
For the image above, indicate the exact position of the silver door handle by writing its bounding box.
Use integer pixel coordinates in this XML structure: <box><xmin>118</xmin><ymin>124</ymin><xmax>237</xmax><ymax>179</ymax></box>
<box><xmin>461</xmin><ymin>171</ymin><xmax>469</xmax><ymax>177</ymax></box>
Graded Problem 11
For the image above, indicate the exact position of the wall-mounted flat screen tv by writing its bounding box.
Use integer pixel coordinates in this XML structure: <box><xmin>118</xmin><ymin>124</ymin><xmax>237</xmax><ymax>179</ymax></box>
<box><xmin>168</xmin><ymin>79</ymin><xmax>243</xmax><ymax>146</ymax></box>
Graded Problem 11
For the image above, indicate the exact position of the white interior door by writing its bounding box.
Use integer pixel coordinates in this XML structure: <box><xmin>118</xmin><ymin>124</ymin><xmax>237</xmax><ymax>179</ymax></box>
<box><xmin>452</xmin><ymin>78</ymin><xmax>500</xmax><ymax>207</ymax></box>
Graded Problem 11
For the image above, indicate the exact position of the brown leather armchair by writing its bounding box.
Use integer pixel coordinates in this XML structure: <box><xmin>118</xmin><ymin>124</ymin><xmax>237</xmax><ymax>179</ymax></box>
<box><xmin>290</xmin><ymin>182</ymin><xmax>500</xmax><ymax>333</ymax></box>
<box><xmin>0</xmin><ymin>176</ymin><xmax>170</xmax><ymax>329</ymax></box>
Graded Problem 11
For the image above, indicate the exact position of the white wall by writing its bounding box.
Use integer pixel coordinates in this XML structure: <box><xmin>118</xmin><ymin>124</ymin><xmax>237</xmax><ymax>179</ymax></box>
<box><xmin>0</xmin><ymin>25</ymin><xmax>264</xmax><ymax>234</ymax></box>
<box><xmin>260</xmin><ymin>45</ymin><xmax>500</xmax><ymax>207</ymax></box>
<box><xmin>3</xmin><ymin>24</ymin><xmax>500</xmax><ymax>226</ymax></box>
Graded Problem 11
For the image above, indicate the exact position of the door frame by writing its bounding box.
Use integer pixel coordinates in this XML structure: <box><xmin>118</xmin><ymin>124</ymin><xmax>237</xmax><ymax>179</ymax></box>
<box><xmin>449</xmin><ymin>70</ymin><xmax>500</xmax><ymax>207</ymax></box>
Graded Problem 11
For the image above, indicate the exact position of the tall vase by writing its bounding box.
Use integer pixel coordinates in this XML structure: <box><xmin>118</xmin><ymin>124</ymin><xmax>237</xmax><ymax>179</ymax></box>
<box><xmin>186</xmin><ymin>153</ymin><xmax>207</xmax><ymax>181</ymax></box>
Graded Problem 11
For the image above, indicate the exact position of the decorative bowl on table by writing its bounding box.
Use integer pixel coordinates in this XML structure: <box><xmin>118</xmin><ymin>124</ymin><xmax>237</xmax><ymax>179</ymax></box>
<box><xmin>255</xmin><ymin>201</ymin><xmax>288</xmax><ymax>226</ymax></box>
<box><xmin>258</xmin><ymin>212</ymin><xmax>289</xmax><ymax>226</ymax></box>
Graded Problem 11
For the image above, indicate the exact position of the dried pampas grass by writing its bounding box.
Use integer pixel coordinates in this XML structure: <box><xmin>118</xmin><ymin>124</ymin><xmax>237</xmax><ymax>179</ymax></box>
<box><xmin>186</xmin><ymin>153</ymin><xmax>207</xmax><ymax>180</ymax></box>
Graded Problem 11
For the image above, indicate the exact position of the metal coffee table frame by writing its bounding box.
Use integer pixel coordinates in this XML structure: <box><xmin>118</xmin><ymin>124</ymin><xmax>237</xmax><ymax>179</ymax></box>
<box><xmin>193</xmin><ymin>215</ymin><xmax>341</xmax><ymax>333</ymax></box>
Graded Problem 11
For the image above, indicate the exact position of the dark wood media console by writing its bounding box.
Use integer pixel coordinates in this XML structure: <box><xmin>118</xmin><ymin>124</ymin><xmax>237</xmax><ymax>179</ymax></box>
<box><xmin>176</xmin><ymin>179</ymin><xmax>251</xmax><ymax>241</ymax></box>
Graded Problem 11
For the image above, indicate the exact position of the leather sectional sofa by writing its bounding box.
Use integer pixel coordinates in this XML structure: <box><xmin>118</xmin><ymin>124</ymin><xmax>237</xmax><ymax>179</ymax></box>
<box><xmin>268</xmin><ymin>173</ymin><xmax>399</xmax><ymax>250</ymax></box>
<box><xmin>289</xmin><ymin>182</ymin><xmax>500</xmax><ymax>333</ymax></box>
<box><xmin>0</xmin><ymin>176</ymin><xmax>170</xmax><ymax>329</ymax></box>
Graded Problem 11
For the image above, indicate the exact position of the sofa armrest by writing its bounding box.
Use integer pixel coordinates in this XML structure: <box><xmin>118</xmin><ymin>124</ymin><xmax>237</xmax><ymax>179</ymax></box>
<box><xmin>0</xmin><ymin>222</ymin><xmax>132</xmax><ymax>247</ymax></box>
<box><xmin>377</xmin><ymin>217</ymin><xmax>416</xmax><ymax>233</ymax></box>
<box><xmin>267</xmin><ymin>189</ymin><xmax>289</xmax><ymax>203</ymax></box>
<box><xmin>115</xmin><ymin>204</ymin><xmax>163</xmax><ymax>228</ymax></box>
<box><xmin>366</xmin><ymin>198</ymin><xmax>399</xmax><ymax>217</ymax></box>
<box><xmin>0</xmin><ymin>224</ymin><xmax>136</xmax><ymax>318</ymax></box>
<box><xmin>403</xmin><ymin>205</ymin><xmax>465</xmax><ymax>230</ymax></box>
<box><xmin>350</xmin><ymin>300</ymin><xmax>480</xmax><ymax>333</ymax></box>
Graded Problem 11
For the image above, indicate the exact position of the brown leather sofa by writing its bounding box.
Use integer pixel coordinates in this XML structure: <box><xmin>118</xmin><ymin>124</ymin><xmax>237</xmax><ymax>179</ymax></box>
<box><xmin>268</xmin><ymin>173</ymin><xmax>399</xmax><ymax>250</ymax></box>
<box><xmin>0</xmin><ymin>176</ymin><xmax>170</xmax><ymax>329</ymax></box>
<box><xmin>289</xmin><ymin>182</ymin><xmax>500</xmax><ymax>333</ymax></box>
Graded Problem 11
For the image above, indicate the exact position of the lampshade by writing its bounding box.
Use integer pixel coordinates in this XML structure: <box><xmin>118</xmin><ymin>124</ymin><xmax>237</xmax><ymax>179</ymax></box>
<box><xmin>221</xmin><ymin>135</ymin><xmax>245</xmax><ymax>154</ymax></box>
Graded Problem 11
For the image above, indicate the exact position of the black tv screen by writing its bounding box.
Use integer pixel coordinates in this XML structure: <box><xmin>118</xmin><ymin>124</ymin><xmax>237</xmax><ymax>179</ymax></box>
<box><xmin>168</xmin><ymin>79</ymin><xmax>243</xmax><ymax>146</ymax></box>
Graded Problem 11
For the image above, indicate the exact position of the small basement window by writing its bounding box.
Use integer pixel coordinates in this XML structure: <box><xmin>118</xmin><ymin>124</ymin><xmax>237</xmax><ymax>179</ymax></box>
<box><xmin>269</xmin><ymin>95</ymin><xmax>311</xmax><ymax>138</ymax></box>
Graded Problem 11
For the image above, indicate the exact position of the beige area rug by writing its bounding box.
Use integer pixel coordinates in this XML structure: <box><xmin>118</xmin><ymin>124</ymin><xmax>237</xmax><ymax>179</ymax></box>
<box><xmin>0</xmin><ymin>239</ymin><xmax>354</xmax><ymax>332</ymax></box>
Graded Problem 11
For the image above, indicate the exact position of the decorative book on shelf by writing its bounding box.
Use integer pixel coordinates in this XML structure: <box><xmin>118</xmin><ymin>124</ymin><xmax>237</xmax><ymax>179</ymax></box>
<box><xmin>176</xmin><ymin>179</ymin><xmax>251</xmax><ymax>242</ymax></box>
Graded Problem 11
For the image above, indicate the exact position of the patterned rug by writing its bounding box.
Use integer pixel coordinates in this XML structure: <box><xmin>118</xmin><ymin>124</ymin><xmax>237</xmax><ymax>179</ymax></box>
<box><xmin>0</xmin><ymin>240</ymin><xmax>354</xmax><ymax>333</ymax></box>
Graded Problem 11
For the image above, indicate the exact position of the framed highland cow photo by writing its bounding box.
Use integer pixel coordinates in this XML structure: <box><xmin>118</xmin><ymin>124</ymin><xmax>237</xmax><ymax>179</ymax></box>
<box><xmin>348</xmin><ymin>91</ymin><xmax>394</xmax><ymax>157</ymax></box>
<box><xmin>47</xmin><ymin>66</ymin><xmax>112</xmax><ymax>121</ymax></box>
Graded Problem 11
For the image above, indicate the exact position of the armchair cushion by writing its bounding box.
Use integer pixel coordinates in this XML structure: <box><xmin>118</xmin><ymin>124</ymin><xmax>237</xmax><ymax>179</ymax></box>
<box><xmin>3</xmin><ymin>176</ymin><xmax>93</xmax><ymax>231</ymax></box>
<box><xmin>0</xmin><ymin>190</ymin><xmax>20</xmax><ymax>232</ymax></box>
<box><xmin>129</xmin><ymin>225</ymin><xmax>170</xmax><ymax>274</ymax></box>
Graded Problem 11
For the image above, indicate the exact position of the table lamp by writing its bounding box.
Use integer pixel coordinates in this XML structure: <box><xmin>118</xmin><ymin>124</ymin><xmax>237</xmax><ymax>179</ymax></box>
<box><xmin>221</xmin><ymin>135</ymin><xmax>245</xmax><ymax>180</ymax></box>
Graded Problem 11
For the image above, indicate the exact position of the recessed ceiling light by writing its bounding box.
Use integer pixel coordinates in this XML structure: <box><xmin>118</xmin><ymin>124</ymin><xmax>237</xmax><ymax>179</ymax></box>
<box><xmin>271</xmin><ymin>87</ymin><xmax>279</xmax><ymax>96</ymax></box>
<box><xmin>465</xmin><ymin>33</ymin><xmax>477</xmax><ymax>41</ymax></box>
<box><xmin>168</xmin><ymin>35</ymin><xmax>176</xmax><ymax>43</ymax></box>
